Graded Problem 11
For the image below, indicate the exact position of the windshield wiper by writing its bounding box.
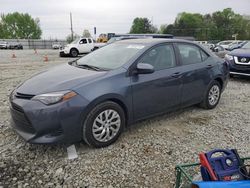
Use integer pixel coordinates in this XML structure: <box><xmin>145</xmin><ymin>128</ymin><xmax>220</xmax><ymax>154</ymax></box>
<box><xmin>76</xmin><ymin>64</ymin><xmax>109</xmax><ymax>71</ymax></box>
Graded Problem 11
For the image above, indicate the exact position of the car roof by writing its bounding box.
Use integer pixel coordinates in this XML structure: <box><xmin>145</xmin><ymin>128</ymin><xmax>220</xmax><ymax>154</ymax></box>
<box><xmin>116</xmin><ymin>38</ymin><xmax>196</xmax><ymax>46</ymax></box>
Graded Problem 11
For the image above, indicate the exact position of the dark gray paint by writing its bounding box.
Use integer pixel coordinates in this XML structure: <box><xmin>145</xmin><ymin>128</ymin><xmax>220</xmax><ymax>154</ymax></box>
<box><xmin>9</xmin><ymin>39</ymin><xmax>229</xmax><ymax>144</ymax></box>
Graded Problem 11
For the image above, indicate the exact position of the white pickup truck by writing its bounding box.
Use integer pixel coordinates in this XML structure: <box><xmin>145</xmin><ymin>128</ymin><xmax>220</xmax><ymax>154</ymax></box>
<box><xmin>59</xmin><ymin>37</ymin><xmax>105</xmax><ymax>57</ymax></box>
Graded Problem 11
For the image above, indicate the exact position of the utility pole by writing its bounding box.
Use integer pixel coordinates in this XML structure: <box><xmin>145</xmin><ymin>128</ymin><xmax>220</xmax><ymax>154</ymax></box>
<box><xmin>70</xmin><ymin>12</ymin><xmax>73</xmax><ymax>41</ymax></box>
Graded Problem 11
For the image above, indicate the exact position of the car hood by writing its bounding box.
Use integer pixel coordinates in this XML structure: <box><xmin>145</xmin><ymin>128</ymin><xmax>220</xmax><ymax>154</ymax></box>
<box><xmin>64</xmin><ymin>44</ymin><xmax>76</xmax><ymax>48</ymax></box>
<box><xmin>229</xmin><ymin>48</ymin><xmax>250</xmax><ymax>57</ymax></box>
<box><xmin>16</xmin><ymin>63</ymin><xmax>107</xmax><ymax>95</ymax></box>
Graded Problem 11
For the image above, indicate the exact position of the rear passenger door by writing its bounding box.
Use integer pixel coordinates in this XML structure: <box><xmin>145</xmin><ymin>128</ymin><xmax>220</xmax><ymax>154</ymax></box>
<box><xmin>87</xmin><ymin>38</ymin><xmax>94</xmax><ymax>52</ymax></box>
<box><xmin>174</xmin><ymin>43</ymin><xmax>215</xmax><ymax>107</ymax></box>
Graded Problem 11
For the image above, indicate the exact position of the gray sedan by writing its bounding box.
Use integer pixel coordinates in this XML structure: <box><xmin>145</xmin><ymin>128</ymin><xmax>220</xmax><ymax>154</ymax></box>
<box><xmin>9</xmin><ymin>39</ymin><xmax>229</xmax><ymax>147</ymax></box>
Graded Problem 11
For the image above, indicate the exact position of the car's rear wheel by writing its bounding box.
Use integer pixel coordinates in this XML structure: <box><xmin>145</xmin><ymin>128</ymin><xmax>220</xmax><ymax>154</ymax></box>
<box><xmin>200</xmin><ymin>80</ymin><xmax>221</xmax><ymax>109</ymax></box>
<box><xmin>82</xmin><ymin>101</ymin><xmax>125</xmax><ymax>148</ymax></box>
<box><xmin>70</xmin><ymin>48</ymin><xmax>78</xmax><ymax>57</ymax></box>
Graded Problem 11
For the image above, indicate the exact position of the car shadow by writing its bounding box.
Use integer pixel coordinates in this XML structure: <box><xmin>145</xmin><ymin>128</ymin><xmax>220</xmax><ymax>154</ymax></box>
<box><xmin>124</xmin><ymin>105</ymin><xmax>202</xmax><ymax>134</ymax></box>
<box><xmin>230</xmin><ymin>76</ymin><xmax>250</xmax><ymax>82</ymax></box>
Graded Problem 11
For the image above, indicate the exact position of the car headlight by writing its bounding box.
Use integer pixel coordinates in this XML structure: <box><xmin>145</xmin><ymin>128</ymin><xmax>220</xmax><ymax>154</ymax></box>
<box><xmin>32</xmin><ymin>91</ymin><xmax>77</xmax><ymax>105</ymax></box>
<box><xmin>225</xmin><ymin>54</ymin><xmax>233</xmax><ymax>61</ymax></box>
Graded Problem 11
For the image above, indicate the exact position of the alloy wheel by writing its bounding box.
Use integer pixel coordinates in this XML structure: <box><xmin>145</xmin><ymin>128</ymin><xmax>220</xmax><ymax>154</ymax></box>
<box><xmin>208</xmin><ymin>85</ymin><xmax>220</xmax><ymax>106</ymax></box>
<box><xmin>92</xmin><ymin>109</ymin><xmax>121</xmax><ymax>142</ymax></box>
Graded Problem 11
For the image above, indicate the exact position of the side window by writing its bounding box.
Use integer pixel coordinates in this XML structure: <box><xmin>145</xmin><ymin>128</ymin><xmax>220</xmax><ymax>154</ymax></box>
<box><xmin>177</xmin><ymin>44</ymin><xmax>206</xmax><ymax>65</ymax></box>
<box><xmin>79</xmin><ymin>39</ymin><xmax>87</xmax><ymax>44</ymax></box>
<box><xmin>88</xmin><ymin>39</ymin><xmax>92</xmax><ymax>43</ymax></box>
<box><xmin>140</xmin><ymin>44</ymin><xmax>176</xmax><ymax>71</ymax></box>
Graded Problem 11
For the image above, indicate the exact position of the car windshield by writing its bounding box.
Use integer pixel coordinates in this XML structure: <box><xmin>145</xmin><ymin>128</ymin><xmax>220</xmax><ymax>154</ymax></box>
<box><xmin>77</xmin><ymin>43</ymin><xmax>145</xmax><ymax>70</ymax></box>
<box><xmin>242</xmin><ymin>42</ymin><xmax>250</xmax><ymax>49</ymax></box>
<box><xmin>71</xmin><ymin>38</ymin><xmax>80</xmax><ymax>44</ymax></box>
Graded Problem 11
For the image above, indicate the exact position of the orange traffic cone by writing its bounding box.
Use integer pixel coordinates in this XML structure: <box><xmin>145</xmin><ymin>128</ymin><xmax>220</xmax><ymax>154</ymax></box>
<box><xmin>44</xmin><ymin>55</ymin><xmax>48</xmax><ymax>62</ymax></box>
<box><xmin>12</xmin><ymin>53</ymin><xmax>16</xmax><ymax>58</ymax></box>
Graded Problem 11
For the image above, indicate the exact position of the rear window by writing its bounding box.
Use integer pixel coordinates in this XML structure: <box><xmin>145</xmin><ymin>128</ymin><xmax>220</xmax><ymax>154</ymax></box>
<box><xmin>177</xmin><ymin>44</ymin><xmax>209</xmax><ymax>65</ymax></box>
<box><xmin>88</xmin><ymin>39</ymin><xmax>92</xmax><ymax>43</ymax></box>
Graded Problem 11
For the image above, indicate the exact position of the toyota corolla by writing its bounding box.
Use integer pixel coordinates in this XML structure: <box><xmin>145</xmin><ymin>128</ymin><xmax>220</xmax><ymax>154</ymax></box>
<box><xmin>9</xmin><ymin>39</ymin><xmax>229</xmax><ymax>148</ymax></box>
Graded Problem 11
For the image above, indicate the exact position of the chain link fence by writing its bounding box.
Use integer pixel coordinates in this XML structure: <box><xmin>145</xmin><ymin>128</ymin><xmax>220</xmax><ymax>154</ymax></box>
<box><xmin>0</xmin><ymin>39</ymin><xmax>67</xmax><ymax>49</ymax></box>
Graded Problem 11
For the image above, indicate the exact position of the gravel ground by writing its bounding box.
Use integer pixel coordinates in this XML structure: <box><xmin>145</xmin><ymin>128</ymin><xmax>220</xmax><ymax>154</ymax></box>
<box><xmin>0</xmin><ymin>49</ymin><xmax>250</xmax><ymax>188</ymax></box>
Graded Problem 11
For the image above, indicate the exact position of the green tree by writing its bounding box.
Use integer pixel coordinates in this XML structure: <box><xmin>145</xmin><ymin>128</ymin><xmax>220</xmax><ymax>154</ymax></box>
<box><xmin>159</xmin><ymin>24</ymin><xmax>167</xmax><ymax>34</ymax></box>
<box><xmin>66</xmin><ymin>33</ymin><xmax>79</xmax><ymax>43</ymax></box>
<box><xmin>172</xmin><ymin>12</ymin><xmax>204</xmax><ymax>40</ymax></box>
<box><xmin>161</xmin><ymin>8</ymin><xmax>250</xmax><ymax>41</ymax></box>
<box><xmin>0</xmin><ymin>22</ymin><xmax>4</xmax><ymax>38</ymax></box>
<box><xmin>0</xmin><ymin>12</ymin><xmax>42</xmax><ymax>39</ymax></box>
<box><xmin>211</xmin><ymin>8</ymin><xmax>250</xmax><ymax>40</ymax></box>
<box><xmin>82</xmin><ymin>29</ymin><xmax>91</xmax><ymax>38</ymax></box>
<box><xmin>129</xmin><ymin>17</ymin><xmax>157</xmax><ymax>34</ymax></box>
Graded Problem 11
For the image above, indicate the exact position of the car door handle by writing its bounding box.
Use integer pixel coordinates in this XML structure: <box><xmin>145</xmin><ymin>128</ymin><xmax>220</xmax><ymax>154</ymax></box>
<box><xmin>171</xmin><ymin>72</ymin><xmax>182</xmax><ymax>78</ymax></box>
<box><xmin>206</xmin><ymin>64</ymin><xmax>213</xmax><ymax>69</ymax></box>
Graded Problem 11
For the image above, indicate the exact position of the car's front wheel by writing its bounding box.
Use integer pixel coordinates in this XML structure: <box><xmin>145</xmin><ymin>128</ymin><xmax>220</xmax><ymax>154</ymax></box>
<box><xmin>70</xmin><ymin>48</ymin><xmax>78</xmax><ymax>57</ymax></box>
<box><xmin>200</xmin><ymin>80</ymin><xmax>221</xmax><ymax>109</ymax></box>
<box><xmin>82</xmin><ymin>101</ymin><xmax>125</xmax><ymax>148</ymax></box>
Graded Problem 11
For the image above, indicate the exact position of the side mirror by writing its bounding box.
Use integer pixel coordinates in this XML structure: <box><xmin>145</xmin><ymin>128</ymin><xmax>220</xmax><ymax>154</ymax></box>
<box><xmin>135</xmin><ymin>63</ymin><xmax>154</xmax><ymax>74</ymax></box>
<box><xmin>213</xmin><ymin>47</ymin><xmax>218</xmax><ymax>52</ymax></box>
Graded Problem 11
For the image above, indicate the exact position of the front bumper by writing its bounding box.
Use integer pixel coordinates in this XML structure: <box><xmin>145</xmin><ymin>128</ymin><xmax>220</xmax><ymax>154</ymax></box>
<box><xmin>9</xmin><ymin>93</ymin><xmax>89</xmax><ymax>144</ymax></box>
<box><xmin>227</xmin><ymin>59</ymin><xmax>250</xmax><ymax>77</ymax></box>
<box><xmin>59</xmin><ymin>49</ymin><xmax>70</xmax><ymax>57</ymax></box>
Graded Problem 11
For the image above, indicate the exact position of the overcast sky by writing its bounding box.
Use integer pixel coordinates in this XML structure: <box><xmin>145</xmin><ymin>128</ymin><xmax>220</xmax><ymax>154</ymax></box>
<box><xmin>0</xmin><ymin>0</ymin><xmax>250</xmax><ymax>39</ymax></box>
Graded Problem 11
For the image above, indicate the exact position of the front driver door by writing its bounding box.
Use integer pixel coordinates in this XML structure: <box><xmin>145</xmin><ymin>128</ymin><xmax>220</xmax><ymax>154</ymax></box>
<box><xmin>78</xmin><ymin>38</ymin><xmax>88</xmax><ymax>53</ymax></box>
<box><xmin>131</xmin><ymin>43</ymin><xmax>183</xmax><ymax>121</ymax></box>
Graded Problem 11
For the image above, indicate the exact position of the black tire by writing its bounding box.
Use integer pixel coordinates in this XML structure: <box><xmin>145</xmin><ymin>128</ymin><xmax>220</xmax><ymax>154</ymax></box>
<box><xmin>70</xmin><ymin>48</ymin><xmax>78</xmax><ymax>57</ymax></box>
<box><xmin>92</xmin><ymin>47</ymin><xmax>99</xmax><ymax>51</ymax></box>
<box><xmin>82</xmin><ymin>101</ymin><xmax>125</xmax><ymax>148</ymax></box>
<box><xmin>200</xmin><ymin>80</ymin><xmax>221</xmax><ymax>109</ymax></box>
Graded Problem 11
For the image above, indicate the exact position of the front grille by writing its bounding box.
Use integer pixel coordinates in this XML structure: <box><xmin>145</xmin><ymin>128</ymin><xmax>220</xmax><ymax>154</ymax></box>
<box><xmin>237</xmin><ymin>57</ymin><xmax>250</xmax><ymax>63</ymax></box>
<box><xmin>10</xmin><ymin>103</ymin><xmax>35</xmax><ymax>132</ymax></box>
<box><xmin>15</xmin><ymin>92</ymin><xmax>34</xmax><ymax>100</ymax></box>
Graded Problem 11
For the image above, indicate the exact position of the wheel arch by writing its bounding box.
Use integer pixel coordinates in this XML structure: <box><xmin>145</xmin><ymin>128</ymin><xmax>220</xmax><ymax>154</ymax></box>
<box><xmin>214</xmin><ymin>77</ymin><xmax>223</xmax><ymax>89</ymax></box>
<box><xmin>70</xmin><ymin>47</ymin><xmax>79</xmax><ymax>54</ymax></box>
<box><xmin>82</xmin><ymin>94</ymin><xmax>130</xmax><ymax>127</ymax></box>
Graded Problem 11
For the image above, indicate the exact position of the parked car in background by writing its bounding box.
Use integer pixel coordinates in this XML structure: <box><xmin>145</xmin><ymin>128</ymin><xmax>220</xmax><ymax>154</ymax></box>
<box><xmin>217</xmin><ymin>40</ymin><xmax>235</xmax><ymax>50</ymax></box>
<box><xmin>225</xmin><ymin>41</ymin><xmax>250</xmax><ymax>77</ymax></box>
<box><xmin>10</xmin><ymin>39</ymin><xmax>229</xmax><ymax>147</ymax></box>
<box><xmin>9</xmin><ymin>42</ymin><xmax>23</xmax><ymax>50</ymax></box>
<box><xmin>60</xmin><ymin>37</ymin><xmax>105</xmax><ymax>57</ymax></box>
<box><xmin>227</xmin><ymin>41</ymin><xmax>247</xmax><ymax>51</ymax></box>
<box><xmin>60</xmin><ymin>37</ymin><xmax>94</xmax><ymax>57</ymax></box>
<box><xmin>202</xmin><ymin>44</ymin><xmax>226</xmax><ymax>59</ymax></box>
<box><xmin>196</xmin><ymin>41</ymin><xmax>208</xmax><ymax>45</ymax></box>
<box><xmin>52</xmin><ymin>43</ymin><xmax>62</xmax><ymax>49</ymax></box>
<box><xmin>202</xmin><ymin>43</ymin><xmax>215</xmax><ymax>50</ymax></box>
<box><xmin>212</xmin><ymin>45</ymin><xmax>228</xmax><ymax>59</ymax></box>
<box><xmin>0</xmin><ymin>41</ymin><xmax>9</xmax><ymax>49</ymax></box>
<box><xmin>225</xmin><ymin>41</ymin><xmax>250</xmax><ymax>76</ymax></box>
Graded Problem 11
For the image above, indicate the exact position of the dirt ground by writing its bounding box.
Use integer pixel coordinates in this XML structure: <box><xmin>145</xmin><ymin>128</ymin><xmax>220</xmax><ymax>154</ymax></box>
<box><xmin>0</xmin><ymin>49</ymin><xmax>250</xmax><ymax>187</ymax></box>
